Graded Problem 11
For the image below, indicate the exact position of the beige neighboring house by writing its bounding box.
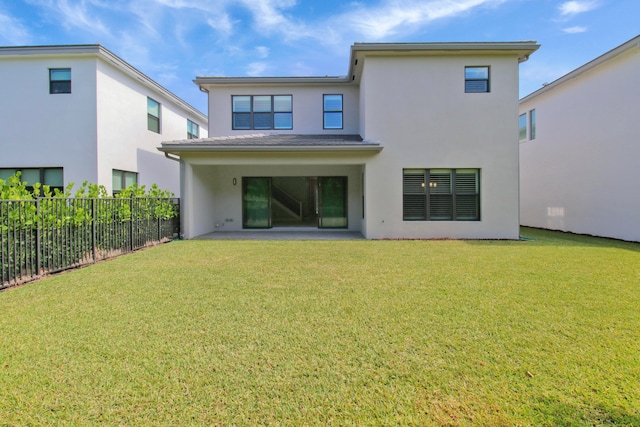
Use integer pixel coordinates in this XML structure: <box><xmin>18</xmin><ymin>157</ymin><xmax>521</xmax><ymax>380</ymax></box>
<box><xmin>519</xmin><ymin>35</ymin><xmax>640</xmax><ymax>242</ymax></box>
<box><xmin>0</xmin><ymin>44</ymin><xmax>207</xmax><ymax>196</ymax></box>
<box><xmin>160</xmin><ymin>41</ymin><xmax>539</xmax><ymax>239</ymax></box>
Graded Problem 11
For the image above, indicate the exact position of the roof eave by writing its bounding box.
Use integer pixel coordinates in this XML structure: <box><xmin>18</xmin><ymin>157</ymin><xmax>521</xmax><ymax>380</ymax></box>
<box><xmin>347</xmin><ymin>41</ymin><xmax>540</xmax><ymax>82</ymax></box>
<box><xmin>521</xmin><ymin>34</ymin><xmax>640</xmax><ymax>102</ymax></box>
<box><xmin>158</xmin><ymin>144</ymin><xmax>383</xmax><ymax>154</ymax></box>
<box><xmin>194</xmin><ymin>76</ymin><xmax>352</xmax><ymax>87</ymax></box>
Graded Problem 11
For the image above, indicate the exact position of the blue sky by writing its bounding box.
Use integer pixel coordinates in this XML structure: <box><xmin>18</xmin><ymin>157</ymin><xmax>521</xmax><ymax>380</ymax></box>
<box><xmin>0</xmin><ymin>0</ymin><xmax>637</xmax><ymax>114</ymax></box>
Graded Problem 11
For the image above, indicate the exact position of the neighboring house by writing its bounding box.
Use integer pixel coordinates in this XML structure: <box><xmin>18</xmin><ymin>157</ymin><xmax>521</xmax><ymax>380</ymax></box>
<box><xmin>519</xmin><ymin>35</ymin><xmax>640</xmax><ymax>242</ymax></box>
<box><xmin>0</xmin><ymin>44</ymin><xmax>207</xmax><ymax>196</ymax></box>
<box><xmin>160</xmin><ymin>41</ymin><xmax>539</xmax><ymax>239</ymax></box>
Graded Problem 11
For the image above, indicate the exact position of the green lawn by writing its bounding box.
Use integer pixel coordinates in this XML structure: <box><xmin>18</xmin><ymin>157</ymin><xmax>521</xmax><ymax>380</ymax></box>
<box><xmin>1</xmin><ymin>228</ymin><xmax>639</xmax><ymax>426</ymax></box>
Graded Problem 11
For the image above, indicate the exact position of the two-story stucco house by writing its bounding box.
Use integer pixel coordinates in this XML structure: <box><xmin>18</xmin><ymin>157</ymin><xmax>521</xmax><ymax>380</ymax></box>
<box><xmin>160</xmin><ymin>41</ymin><xmax>539</xmax><ymax>239</ymax></box>
<box><xmin>519</xmin><ymin>35</ymin><xmax>639</xmax><ymax>242</ymax></box>
<box><xmin>0</xmin><ymin>44</ymin><xmax>207</xmax><ymax>195</ymax></box>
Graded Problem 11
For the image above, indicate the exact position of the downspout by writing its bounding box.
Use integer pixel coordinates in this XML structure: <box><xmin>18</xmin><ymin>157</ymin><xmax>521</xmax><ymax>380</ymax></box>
<box><xmin>163</xmin><ymin>151</ymin><xmax>185</xmax><ymax>239</ymax></box>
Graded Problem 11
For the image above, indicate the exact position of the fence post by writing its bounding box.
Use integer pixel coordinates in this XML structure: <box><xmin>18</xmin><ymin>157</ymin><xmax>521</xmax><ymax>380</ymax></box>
<box><xmin>92</xmin><ymin>198</ymin><xmax>97</xmax><ymax>263</ymax></box>
<box><xmin>35</xmin><ymin>198</ymin><xmax>41</xmax><ymax>277</ymax></box>
<box><xmin>157</xmin><ymin>198</ymin><xmax>162</xmax><ymax>241</ymax></box>
<box><xmin>129</xmin><ymin>198</ymin><xmax>134</xmax><ymax>252</ymax></box>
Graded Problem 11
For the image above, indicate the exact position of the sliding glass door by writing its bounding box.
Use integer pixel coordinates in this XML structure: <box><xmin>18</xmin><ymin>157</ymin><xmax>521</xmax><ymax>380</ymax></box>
<box><xmin>318</xmin><ymin>177</ymin><xmax>347</xmax><ymax>228</ymax></box>
<box><xmin>243</xmin><ymin>177</ymin><xmax>271</xmax><ymax>228</ymax></box>
<box><xmin>243</xmin><ymin>176</ymin><xmax>347</xmax><ymax>229</ymax></box>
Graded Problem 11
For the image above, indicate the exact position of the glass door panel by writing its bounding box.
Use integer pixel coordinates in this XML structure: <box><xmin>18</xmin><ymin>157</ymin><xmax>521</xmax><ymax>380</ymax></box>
<box><xmin>243</xmin><ymin>177</ymin><xmax>271</xmax><ymax>228</ymax></box>
<box><xmin>318</xmin><ymin>177</ymin><xmax>347</xmax><ymax>228</ymax></box>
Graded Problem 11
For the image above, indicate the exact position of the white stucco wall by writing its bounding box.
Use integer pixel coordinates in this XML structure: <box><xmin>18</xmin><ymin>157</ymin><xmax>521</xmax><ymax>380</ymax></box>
<box><xmin>206</xmin><ymin>85</ymin><xmax>359</xmax><ymax>136</ymax></box>
<box><xmin>361</xmin><ymin>55</ymin><xmax>522</xmax><ymax>239</ymax></box>
<box><xmin>0</xmin><ymin>48</ymin><xmax>207</xmax><ymax>197</ymax></box>
<box><xmin>0</xmin><ymin>55</ymin><xmax>99</xmax><ymax>187</ymax></box>
<box><xmin>96</xmin><ymin>59</ymin><xmax>207</xmax><ymax>196</ymax></box>
<box><xmin>519</xmin><ymin>45</ymin><xmax>640</xmax><ymax>242</ymax></box>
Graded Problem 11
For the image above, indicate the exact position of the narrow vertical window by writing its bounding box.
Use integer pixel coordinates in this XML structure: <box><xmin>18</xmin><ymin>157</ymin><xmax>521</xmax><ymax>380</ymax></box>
<box><xmin>252</xmin><ymin>95</ymin><xmax>272</xmax><ymax>129</ymax></box>
<box><xmin>529</xmin><ymin>109</ymin><xmax>536</xmax><ymax>140</ymax></box>
<box><xmin>273</xmin><ymin>95</ymin><xmax>293</xmax><ymax>129</ymax></box>
<box><xmin>50</xmin><ymin>68</ymin><xmax>71</xmax><ymax>94</ymax></box>
<box><xmin>323</xmin><ymin>94</ymin><xmax>343</xmax><ymax>129</ymax></box>
<box><xmin>519</xmin><ymin>113</ymin><xmax>527</xmax><ymax>142</ymax></box>
<box><xmin>187</xmin><ymin>119</ymin><xmax>199</xmax><ymax>139</ymax></box>
<box><xmin>147</xmin><ymin>97</ymin><xmax>161</xmax><ymax>133</ymax></box>
<box><xmin>232</xmin><ymin>96</ymin><xmax>252</xmax><ymax>129</ymax></box>
<box><xmin>465</xmin><ymin>66</ymin><xmax>490</xmax><ymax>93</ymax></box>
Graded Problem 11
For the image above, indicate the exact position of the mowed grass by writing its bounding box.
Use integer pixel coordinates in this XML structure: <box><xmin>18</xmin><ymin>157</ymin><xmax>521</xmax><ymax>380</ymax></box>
<box><xmin>1</xmin><ymin>228</ymin><xmax>639</xmax><ymax>426</ymax></box>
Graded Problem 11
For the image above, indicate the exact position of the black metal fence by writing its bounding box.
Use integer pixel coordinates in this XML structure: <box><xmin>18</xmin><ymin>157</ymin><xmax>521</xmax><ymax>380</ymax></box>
<box><xmin>1</xmin><ymin>197</ymin><xmax>180</xmax><ymax>290</ymax></box>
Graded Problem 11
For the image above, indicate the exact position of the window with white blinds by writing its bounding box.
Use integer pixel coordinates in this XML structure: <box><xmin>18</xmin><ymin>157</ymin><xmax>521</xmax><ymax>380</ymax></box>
<box><xmin>465</xmin><ymin>66</ymin><xmax>490</xmax><ymax>93</ymax></box>
<box><xmin>403</xmin><ymin>169</ymin><xmax>480</xmax><ymax>221</ymax></box>
<box><xmin>232</xmin><ymin>95</ymin><xmax>292</xmax><ymax>130</ymax></box>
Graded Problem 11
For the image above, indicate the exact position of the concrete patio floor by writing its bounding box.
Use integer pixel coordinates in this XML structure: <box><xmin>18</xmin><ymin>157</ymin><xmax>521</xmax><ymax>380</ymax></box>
<box><xmin>194</xmin><ymin>228</ymin><xmax>364</xmax><ymax>240</ymax></box>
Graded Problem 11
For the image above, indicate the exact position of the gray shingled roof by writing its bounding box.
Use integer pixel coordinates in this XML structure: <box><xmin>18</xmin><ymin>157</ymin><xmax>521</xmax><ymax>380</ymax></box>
<box><xmin>159</xmin><ymin>134</ymin><xmax>383</xmax><ymax>153</ymax></box>
<box><xmin>164</xmin><ymin>134</ymin><xmax>372</xmax><ymax>146</ymax></box>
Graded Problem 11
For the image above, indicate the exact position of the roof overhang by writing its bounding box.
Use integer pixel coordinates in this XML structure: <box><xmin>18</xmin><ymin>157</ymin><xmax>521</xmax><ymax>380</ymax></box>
<box><xmin>160</xmin><ymin>144</ymin><xmax>383</xmax><ymax>153</ymax></box>
<box><xmin>159</xmin><ymin>134</ymin><xmax>383</xmax><ymax>155</ymax></box>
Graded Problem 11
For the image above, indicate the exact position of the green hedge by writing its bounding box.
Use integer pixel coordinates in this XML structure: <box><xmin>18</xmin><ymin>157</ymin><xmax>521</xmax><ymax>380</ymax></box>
<box><xmin>1</xmin><ymin>173</ymin><xmax>180</xmax><ymax>289</ymax></box>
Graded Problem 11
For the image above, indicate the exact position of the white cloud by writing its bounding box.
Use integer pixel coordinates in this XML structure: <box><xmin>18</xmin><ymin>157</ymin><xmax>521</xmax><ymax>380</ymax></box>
<box><xmin>237</xmin><ymin>0</ymin><xmax>311</xmax><ymax>41</ymax></box>
<box><xmin>562</xmin><ymin>26</ymin><xmax>588</xmax><ymax>34</ymax></box>
<box><xmin>332</xmin><ymin>0</ymin><xmax>509</xmax><ymax>40</ymax></box>
<box><xmin>246</xmin><ymin>61</ymin><xmax>268</xmax><ymax>76</ymax></box>
<box><xmin>0</xmin><ymin>12</ymin><xmax>32</xmax><ymax>44</ymax></box>
<box><xmin>206</xmin><ymin>14</ymin><xmax>234</xmax><ymax>36</ymax></box>
<box><xmin>559</xmin><ymin>1</ymin><xmax>599</xmax><ymax>16</ymax></box>
<box><xmin>255</xmin><ymin>46</ymin><xmax>269</xmax><ymax>58</ymax></box>
<box><xmin>25</xmin><ymin>0</ymin><xmax>111</xmax><ymax>37</ymax></box>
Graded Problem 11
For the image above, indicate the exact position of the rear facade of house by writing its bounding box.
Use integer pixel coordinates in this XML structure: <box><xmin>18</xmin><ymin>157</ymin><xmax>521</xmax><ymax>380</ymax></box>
<box><xmin>0</xmin><ymin>45</ymin><xmax>207</xmax><ymax>196</ymax></box>
<box><xmin>161</xmin><ymin>41</ymin><xmax>538</xmax><ymax>239</ymax></box>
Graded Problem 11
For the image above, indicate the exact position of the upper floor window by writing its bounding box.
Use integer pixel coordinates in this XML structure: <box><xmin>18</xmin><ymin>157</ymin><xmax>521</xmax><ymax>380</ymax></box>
<box><xmin>187</xmin><ymin>119</ymin><xmax>199</xmax><ymax>139</ymax></box>
<box><xmin>232</xmin><ymin>95</ymin><xmax>292</xmax><ymax>130</ymax></box>
<box><xmin>403</xmin><ymin>168</ymin><xmax>480</xmax><ymax>221</ymax></box>
<box><xmin>148</xmin><ymin>97</ymin><xmax>161</xmax><ymax>133</ymax></box>
<box><xmin>323</xmin><ymin>94</ymin><xmax>343</xmax><ymax>129</ymax></box>
<box><xmin>50</xmin><ymin>68</ymin><xmax>71</xmax><ymax>94</ymax></box>
<box><xmin>519</xmin><ymin>113</ymin><xmax>527</xmax><ymax>142</ymax></box>
<box><xmin>529</xmin><ymin>109</ymin><xmax>536</xmax><ymax>140</ymax></box>
<box><xmin>0</xmin><ymin>167</ymin><xmax>64</xmax><ymax>195</ymax></box>
<box><xmin>465</xmin><ymin>66</ymin><xmax>490</xmax><ymax>93</ymax></box>
<box><xmin>112</xmin><ymin>169</ymin><xmax>138</xmax><ymax>195</ymax></box>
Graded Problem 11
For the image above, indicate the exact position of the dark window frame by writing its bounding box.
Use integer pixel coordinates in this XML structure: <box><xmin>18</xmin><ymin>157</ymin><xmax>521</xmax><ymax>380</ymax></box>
<box><xmin>465</xmin><ymin>66</ymin><xmax>490</xmax><ymax>93</ymax></box>
<box><xmin>231</xmin><ymin>95</ymin><xmax>293</xmax><ymax>130</ymax></box>
<box><xmin>112</xmin><ymin>169</ymin><xmax>138</xmax><ymax>195</ymax></box>
<box><xmin>0</xmin><ymin>167</ymin><xmax>64</xmax><ymax>195</ymax></box>
<box><xmin>529</xmin><ymin>108</ymin><xmax>536</xmax><ymax>140</ymax></box>
<box><xmin>49</xmin><ymin>68</ymin><xmax>71</xmax><ymax>94</ymax></box>
<box><xmin>323</xmin><ymin>94</ymin><xmax>344</xmax><ymax>130</ymax></box>
<box><xmin>403</xmin><ymin>168</ymin><xmax>480</xmax><ymax>221</ymax></box>
<box><xmin>147</xmin><ymin>97</ymin><xmax>161</xmax><ymax>133</ymax></box>
<box><xmin>187</xmin><ymin>119</ymin><xmax>199</xmax><ymax>139</ymax></box>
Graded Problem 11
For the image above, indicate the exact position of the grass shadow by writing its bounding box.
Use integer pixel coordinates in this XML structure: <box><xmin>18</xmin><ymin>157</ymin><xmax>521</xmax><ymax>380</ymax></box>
<box><xmin>462</xmin><ymin>227</ymin><xmax>640</xmax><ymax>253</ymax></box>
